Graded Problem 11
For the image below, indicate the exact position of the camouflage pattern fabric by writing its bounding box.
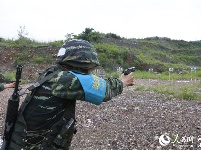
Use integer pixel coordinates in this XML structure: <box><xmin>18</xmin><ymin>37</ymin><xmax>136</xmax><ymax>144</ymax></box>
<box><xmin>9</xmin><ymin>66</ymin><xmax>123</xmax><ymax>150</ymax></box>
<box><xmin>0</xmin><ymin>83</ymin><xmax>4</xmax><ymax>91</ymax></box>
<box><xmin>0</xmin><ymin>74</ymin><xmax>12</xmax><ymax>83</ymax></box>
<box><xmin>56</xmin><ymin>39</ymin><xmax>100</xmax><ymax>70</ymax></box>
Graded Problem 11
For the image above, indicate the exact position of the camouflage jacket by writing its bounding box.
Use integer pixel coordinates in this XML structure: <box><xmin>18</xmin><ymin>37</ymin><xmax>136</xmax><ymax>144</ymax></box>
<box><xmin>9</xmin><ymin>66</ymin><xmax>123</xmax><ymax>150</ymax></box>
<box><xmin>0</xmin><ymin>83</ymin><xmax>4</xmax><ymax>91</ymax></box>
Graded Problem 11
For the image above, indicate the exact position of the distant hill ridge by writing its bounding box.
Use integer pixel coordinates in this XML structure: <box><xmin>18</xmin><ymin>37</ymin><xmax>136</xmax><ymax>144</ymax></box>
<box><xmin>0</xmin><ymin>34</ymin><xmax>201</xmax><ymax>81</ymax></box>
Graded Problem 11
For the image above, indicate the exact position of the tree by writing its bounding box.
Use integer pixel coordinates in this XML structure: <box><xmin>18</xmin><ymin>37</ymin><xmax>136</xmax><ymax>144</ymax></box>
<box><xmin>65</xmin><ymin>33</ymin><xmax>75</xmax><ymax>41</ymax></box>
<box><xmin>75</xmin><ymin>28</ymin><xmax>102</xmax><ymax>42</ymax></box>
<box><xmin>17</xmin><ymin>26</ymin><xmax>28</xmax><ymax>39</ymax></box>
<box><xmin>16</xmin><ymin>26</ymin><xmax>32</xmax><ymax>46</ymax></box>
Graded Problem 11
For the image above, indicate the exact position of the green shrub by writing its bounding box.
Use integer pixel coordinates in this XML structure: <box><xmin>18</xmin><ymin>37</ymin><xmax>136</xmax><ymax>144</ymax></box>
<box><xmin>31</xmin><ymin>56</ymin><xmax>47</xmax><ymax>64</ymax></box>
<box><xmin>178</xmin><ymin>89</ymin><xmax>198</xmax><ymax>100</ymax></box>
<box><xmin>14</xmin><ymin>50</ymin><xmax>29</xmax><ymax>66</ymax></box>
<box><xmin>2</xmin><ymin>72</ymin><xmax>15</xmax><ymax>81</ymax></box>
<box><xmin>177</xmin><ymin>85</ymin><xmax>201</xmax><ymax>100</ymax></box>
<box><xmin>105</xmin><ymin>33</ymin><xmax>121</xmax><ymax>39</ymax></box>
<box><xmin>135</xmin><ymin>85</ymin><xmax>146</xmax><ymax>91</ymax></box>
<box><xmin>75</xmin><ymin>28</ymin><xmax>102</xmax><ymax>42</ymax></box>
<box><xmin>48</xmin><ymin>40</ymin><xmax>63</xmax><ymax>47</ymax></box>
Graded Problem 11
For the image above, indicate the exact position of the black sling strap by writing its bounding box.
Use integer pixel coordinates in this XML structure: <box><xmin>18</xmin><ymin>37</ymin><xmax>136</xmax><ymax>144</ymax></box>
<box><xmin>27</xmin><ymin>70</ymin><xmax>60</xmax><ymax>91</ymax></box>
<box><xmin>19</xmin><ymin>69</ymin><xmax>60</xmax><ymax>96</ymax></box>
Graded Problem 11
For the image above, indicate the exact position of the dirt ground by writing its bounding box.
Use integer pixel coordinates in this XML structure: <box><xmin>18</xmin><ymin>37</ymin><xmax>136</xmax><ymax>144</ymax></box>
<box><xmin>0</xmin><ymin>79</ymin><xmax>201</xmax><ymax>150</ymax></box>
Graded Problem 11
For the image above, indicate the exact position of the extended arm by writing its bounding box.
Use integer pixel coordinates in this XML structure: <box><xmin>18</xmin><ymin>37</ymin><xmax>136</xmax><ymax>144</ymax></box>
<box><xmin>0</xmin><ymin>83</ymin><xmax>15</xmax><ymax>91</ymax></box>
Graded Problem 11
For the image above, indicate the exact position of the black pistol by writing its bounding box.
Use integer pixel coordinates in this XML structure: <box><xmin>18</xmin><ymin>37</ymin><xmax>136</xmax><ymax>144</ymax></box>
<box><xmin>122</xmin><ymin>67</ymin><xmax>135</xmax><ymax>75</ymax></box>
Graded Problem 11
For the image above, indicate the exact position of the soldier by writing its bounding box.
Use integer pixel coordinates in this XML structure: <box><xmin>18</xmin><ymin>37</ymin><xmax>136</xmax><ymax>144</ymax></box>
<box><xmin>8</xmin><ymin>39</ymin><xmax>134</xmax><ymax>150</ymax></box>
<box><xmin>0</xmin><ymin>82</ymin><xmax>15</xmax><ymax>92</ymax></box>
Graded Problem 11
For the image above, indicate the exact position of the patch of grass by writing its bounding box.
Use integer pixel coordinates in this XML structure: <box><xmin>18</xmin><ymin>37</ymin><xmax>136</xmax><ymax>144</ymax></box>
<box><xmin>145</xmin><ymin>84</ymin><xmax>176</xmax><ymax>99</ymax></box>
<box><xmin>178</xmin><ymin>89</ymin><xmax>197</xmax><ymax>100</ymax></box>
<box><xmin>14</xmin><ymin>50</ymin><xmax>29</xmax><ymax>66</ymax></box>
<box><xmin>134</xmin><ymin>70</ymin><xmax>201</xmax><ymax>81</ymax></box>
<box><xmin>14</xmin><ymin>49</ymin><xmax>53</xmax><ymax>65</ymax></box>
<box><xmin>134</xmin><ymin>82</ymin><xmax>201</xmax><ymax>100</ymax></box>
<box><xmin>177</xmin><ymin>85</ymin><xmax>201</xmax><ymax>100</ymax></box>
<box><xmin>0</xmin><ymin>38</ymin><xmax>49</xmax><ymax>47</ymax></box>
<box><xmin>2</xmin><ymin>72</ymin><xmax>15</xmax><ymax>81</ymax></box>
<box><xmin>134</xmin><ymin>71</ymin><xmax>159</xmax><ymax>79</ymax></box>
<box><xmin>31</xmin><ymin>56</ymin><xmax>48</xmax><ymax>64</ymax></box>
<box><xmin>1</xmin><ymin>72</ymin><xmax>27</xmax><ymax>84</ymax></box>
<box><xmin>135</xmin><ymin>85</ymin><xmax>146</xmax><ymax>91</ymax></box>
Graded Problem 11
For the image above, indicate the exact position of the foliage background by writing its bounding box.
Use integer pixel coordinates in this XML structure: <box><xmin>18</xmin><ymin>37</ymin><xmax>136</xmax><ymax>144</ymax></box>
<box><xmin>0</xmin><ymin>27</ymin><xmax>201</xmax><ymax>81</ymax></box>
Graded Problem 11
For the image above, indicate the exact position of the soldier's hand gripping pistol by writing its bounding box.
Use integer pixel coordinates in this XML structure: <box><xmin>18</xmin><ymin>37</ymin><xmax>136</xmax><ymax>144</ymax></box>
<box><xmin>122</xmin><ymin>67</ymin><xmax>135</xmax><ymax>75</ymax></box>
<box><xmin>121</xmin><ymin>67</ymin><xmax>135</xmax><ymax>87</ymax></box>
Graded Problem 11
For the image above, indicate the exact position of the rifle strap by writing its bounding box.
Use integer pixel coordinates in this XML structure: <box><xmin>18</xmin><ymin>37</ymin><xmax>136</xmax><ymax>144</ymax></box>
<box><xmin>28</xmin><ymin>70</ymin><xmax>60</xmax><ymax>91</ymax></box>
<box><xmin>19</xmin><ymin>69</ymin><xmax>60</xmax><ymax>96</ymax></box>
<box><xmin>18</xmin><ymin>69</ymin><xmax>61</xmax><ymax>115</ymax></box>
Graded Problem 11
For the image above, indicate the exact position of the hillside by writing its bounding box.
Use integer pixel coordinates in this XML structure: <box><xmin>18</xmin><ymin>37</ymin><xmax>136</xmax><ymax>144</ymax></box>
<box><xmin>0</xmin><ymin>34</ymin><xmax>201</xmax><ymax>82</ymax></box>
<box><xmin>0</xmin><ymin>46</ymin><xmax>58</xmax><ymax>82</ymax></box>
<box><xmin>0</xmin><ymin>35</ymin><xmax>201</xmax><ymax>149</ymax></box>
<box><xmin>99</xmin><ymin>36</ymin><xmax>201</xmax><ymax>72</ymax></box>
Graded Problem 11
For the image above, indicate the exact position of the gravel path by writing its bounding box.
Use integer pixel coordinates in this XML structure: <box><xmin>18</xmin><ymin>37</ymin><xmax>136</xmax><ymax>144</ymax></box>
<box><xmin>0</xmin><ymin>79</ymin><xmax>200</xmax><ymax>150</ymax></box>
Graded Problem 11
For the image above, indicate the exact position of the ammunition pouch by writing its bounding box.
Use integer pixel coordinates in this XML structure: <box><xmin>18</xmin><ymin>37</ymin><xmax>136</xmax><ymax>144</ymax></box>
<box><xmin>52</xmin><ymin>121</ymin><xmax>76</xmax><ymax>149</ymax></box>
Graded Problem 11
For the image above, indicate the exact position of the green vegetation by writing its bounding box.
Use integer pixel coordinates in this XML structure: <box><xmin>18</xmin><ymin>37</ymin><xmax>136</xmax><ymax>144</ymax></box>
<box><xmin>13</xmin><ymin>49</ymin><xmax>30</xmax><ymax>66</ymax></box>
<box><xmin>75</xmin><ymin>28</ymin><xmax>103</xmax><ymax>43</ymax></box>
<box><xmin>2</xmin><ymin>72</ymin><xmax>16</xmax><ymax>81</ymax></box>
<box><xmin>13</xmin><ymin>49</ymin><xmax>52</xmax><ymax>66</ymax></box>
<box><xmin>133</xmin><ymin>70</ymin><xmax>201</xmax><ymax>80</ymax></box>
<box><xmin>0</xmin><ymin>27</ymin><xmax>201</xmax><ymax>78</ymax></box>
<box><xmin>134</xmin><ymin>82</ymin><xmax>201</xmax><ymax>100</ymax></box>
<box><xmin>2</xmin><ymin>72</ymin><xmax>26</xmax><ymax>84</ymax></box>
<box><xmin>105</xmin><ymin>69</ymin><xmax>201</xmax><ymax>80</ymax></box>
<box><xmin>1</xmin><ymin>26</ymin><xmax>201</xmax><ymax>103</ymax></box>
<box><xmin>0</xmin><ymin>27</ymin><xmax>201</xmax><ymax>101</ymax></box>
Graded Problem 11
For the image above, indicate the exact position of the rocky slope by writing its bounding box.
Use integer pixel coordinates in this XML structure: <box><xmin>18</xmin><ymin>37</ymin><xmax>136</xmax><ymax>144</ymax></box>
<box><xmin>0</xmin><ymin>46</ymin><xmax>57</xmax><ymax>82</ymax></box>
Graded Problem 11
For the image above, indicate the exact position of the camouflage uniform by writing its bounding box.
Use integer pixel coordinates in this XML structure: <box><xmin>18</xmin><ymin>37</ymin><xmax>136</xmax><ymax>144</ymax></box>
<box><xmin>0</xmin><ymin>83</ymin><xmax>4</xmax><ymax>91</ymax></box>
<box><xmin>8</xmin><ymin>39</ymin><xmax>123</xmax><ymax>150</ymax></box>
